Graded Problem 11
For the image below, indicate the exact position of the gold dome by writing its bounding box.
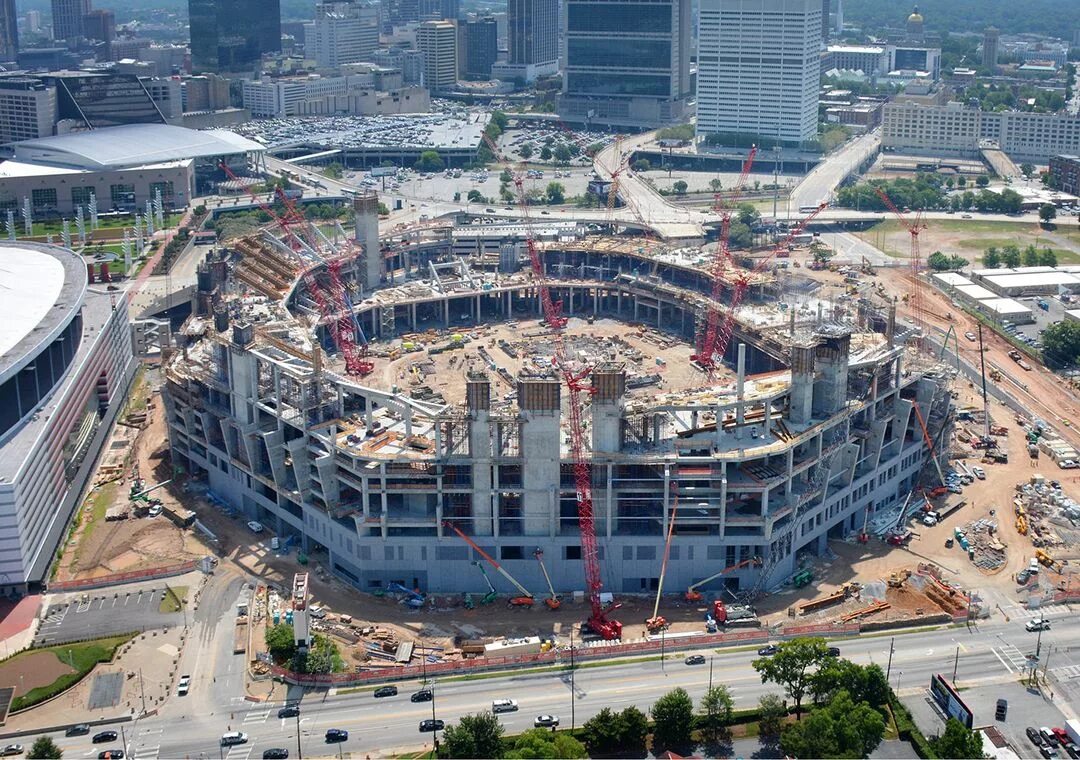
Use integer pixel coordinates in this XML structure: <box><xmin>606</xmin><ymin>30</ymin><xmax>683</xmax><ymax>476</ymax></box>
<box><xmin>908</xmin><ymin>11</ymin><xmax>923</xmax><ymax>22</ymax></box>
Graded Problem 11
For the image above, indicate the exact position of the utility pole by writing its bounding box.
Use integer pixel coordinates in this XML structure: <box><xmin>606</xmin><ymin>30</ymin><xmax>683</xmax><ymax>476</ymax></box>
<box><xmin>661</xmin><ymin>628</ymin><xmax>665</xmax><ymax>671</ymax></box>
<box><xmin>977</xmin><ymin>323</ymin><xmax>991</xmax><ymax>442</ymax></box>
<box><xmin>1037</xmin><ymin>623</ymin><xmax>1045</xmax><ymax>659</ymax></box>
<box><xmin>886</xmin><ymin>637</ymin><xmax>895</xmax><ymax>681</ymax></box>
<box><xmin>952</xmin><ymin>646</ymin><xmax>959</xmax><ymax>683</ymax></box>
<box><xmin>296</xmin><ymin>706</ymin><xmax>303</xmax><ymax>760</ymax></box>
<box><xmin>570</xmin><ymin>627</ymin><xmax>576</xmax><ymax>732</ymax></box>
<box><xmin>709</xmin><ymin>656</ymin><xmax>714</xmax><ymax>693</ymax></box>
<box><xmin>139</xmin><ymin>668</ymin><xmax>147</xmax><ymax>714</ymax></box>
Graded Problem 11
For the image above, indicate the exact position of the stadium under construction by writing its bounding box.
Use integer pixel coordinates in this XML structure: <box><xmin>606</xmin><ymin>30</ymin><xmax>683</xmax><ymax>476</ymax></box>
<box><xmin>161</xmin><ymin>193</ymin><xmax>953</xmax><ymax>604</ymax></box>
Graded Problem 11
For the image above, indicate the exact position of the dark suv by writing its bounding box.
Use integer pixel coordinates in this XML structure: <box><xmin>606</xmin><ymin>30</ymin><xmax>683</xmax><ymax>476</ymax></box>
<box><xmin>278</xmin><ymin>705</ymin><xmax>300</xmax><ymax>718</ymax></box>
<box><xmin>374</xmin><ymin>686</ymin><xmax>398</xmax><ymax>698</ymax></box>
<box><xmin>325</xmin><ymin>729</ymin><xmax>348</xmax><ymax>743</ymax></box>
<box><xmin>411</xmin><ymin>689</ymin><xmax>433</xmax><ymax>702</ymax></box>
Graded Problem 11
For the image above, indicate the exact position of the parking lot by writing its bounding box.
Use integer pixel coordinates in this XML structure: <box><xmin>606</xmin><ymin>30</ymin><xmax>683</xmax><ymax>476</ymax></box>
<box><xmin>35</xmin><ymin>587</ymin><xmax>184</xmax><ymax>645</ymax></box>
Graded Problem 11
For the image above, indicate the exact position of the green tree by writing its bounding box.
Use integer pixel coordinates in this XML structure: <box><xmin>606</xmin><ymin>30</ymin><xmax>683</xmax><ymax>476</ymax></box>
<box><xmin>377</xmin><ymin>202</ymin><xmax>389</xmax><ymax>215</ymax></box>
<box><xmin>927</xmin><ymin>251</ymin><xmax>954</xmax><ymax>271</ymax></box>
<box><xmin>1040</xmin><ymin>203</ymin><xmax>1058</xmax><ymax>224</ymax></box>
<box><xmin>442</xmin><ymin>712</ymin><xmax>506</xmax><ymax>759</ymax></box>
<box><xmin>553</xmin><ymin>144</ymin><xmax>572</xmax><ymax>163</ymax></box>
<box><xmin>490</xmin><ymin>110</ymin><xmax>509</xmax><ymax>132</ymax></box>
<box><xmin>519</xmin><ymin>143</ymin><xmax>534</xmax><ymax>159</ymax></box>
<box><xmin>324</xmin><ymin>162</ymin><xmax>344</xmax><ymax>179</ymax></box>
<box><xmin>415</xmin><ymin>150</ymin><xmax>444</xmax><ymax>172</ymax></box>
<box><xmin>1023</xmin><ymin>244</ymin><xmax>1040</xmax><ymax>266</ymax></box>
<box><xmin>545</xmin><ymin>182</ymin><xmax>565</xmax><ymax>205</ymax></box>
<box><xmin>28</xmin><ymin>737</ymin><xmax>63</xmax><ymax>759</ymax></box>
<box><xmin>632</xmin><ymin>159</ymin><xmax>651</xmax><ymax>172</ymax></box>
<box><xmin>299</xmin><ymin>634</ymin><xmax>343</xmax><ymax>673</ymax></box>
<box><xmin>619</xmin><ymin>706</ymin><xmax>649</xmax><ymax>751</ymax></box>
<box><xmin>265</xmin><ymin>623</ymin><xmax>296</xmax><ymax>663</ymax></box>
<box><xmin>710</xmin><ymin>178</ymin><xmax>723</xmax><ymax>192</ymax></box>
<box><xmin>811</xmin><ymin>660</ymin><xmax>890</xmax><ymax>709</ymax></box>
<box><xmin>500</xmin><ymin>169</ymin><xmax>513</xmax><ymax>183</ymax></box>
<box><xmin>984</xmin><ymin>246</ymin><xmax>1001</xmax><ymax>267</ymax></box>
<box><xmin>945</xmin><ymin>177</ymin><xmax>955</xmax><ymax>189</ymax></box>
<box><xmin>700</xmin><ymin>684</ymin><xmax>735</xmax><ymax>744</ymax></box>
<box><xmin>1042</xmin><ymin>320</ymin><xmax>1080</xmax><ymax>367</ymax></box>
<box><xmin>1021</xmin><ymin>162</ymin><xmax>1036</xmax><ymax>178</ymax></box>
<box><xmin>949</xmin><ymin>254</ymin><xmax>969</xmax><ymax>269</ymax></box>
<box><xmin>753</xmin><ymin>637</ymin><xmax>831</xmax><ymax>718</ymax></box>
<box><xmin>504</xmin><ymin>729</ymin><xmax>587</xmax><ymax>759</ymax></box>
<box><xmin>467</xmin><ymin>189</ymin><xmax>485</xmax><ymax>203</ymax></box>
<box><xmin>737</xmin><ymin>203</ymin><xmax>761</xmax><ymax>226</ymax></box>
<box><xmin>539</xmin><ymin>146</ymin><xmax>553</xmax><ymax>161</ymax></box>
<box><xmin>1002</xmin><ymin>244</ymin><xmax>1022</xmax><ymax>267</ymax></box>
<box><xmin>651</xmin><ymin>687</ymin><xmax>695</xmax><ymax>751</ymax></box>
<box><xmin>1039</xmin><ymin>247</ymin><xmax>1058</xmax><ymax>266</ymax></box>
<box><xmin>758</xmin><ymin>693</ymin><xmax>787</xmax><ymax>743</ymax></box>
<box><xmin>958</xmin><ymin>176</ymin><xmax>967</xmax><ymax>188</ymax></box>
<box><xmin>728</xmin><ymin>221</ymin><xmax>753</xmax><ymax>249</ymax></box>
<box><xmin>932</xmin><ymin>718</ymin><xmax>985</xmax><ymax>759</ymax></box>
<box><xmin>810</xmin><ymin>239</ymin><xmax>833</xmax><ymax>266</ymax></box>
<box><xmin>780</xmin><ymin>690</ymin><xmax>884</xmax><ymax>759</ymax></box>
<box><xmin>975</xmin><ymin>175</ymin><xmax>990</xmax><ymax>187</ymax></box>
<box><xmin>672</xmin><ymin>180</ymin><xmax>689</xmax><ymax>195</ymax></box>
<box><xmin>581</xmin><ymin>706</ymin><xmax>646</xmax><ymax>755</ymax></box>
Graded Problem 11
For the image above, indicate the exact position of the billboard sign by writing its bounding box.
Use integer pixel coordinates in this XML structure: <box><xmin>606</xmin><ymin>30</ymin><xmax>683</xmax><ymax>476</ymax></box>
<box><xmin>929</xmin><ymin>673</ymin><xmax>973</xmax><ymax>729</ymax></box>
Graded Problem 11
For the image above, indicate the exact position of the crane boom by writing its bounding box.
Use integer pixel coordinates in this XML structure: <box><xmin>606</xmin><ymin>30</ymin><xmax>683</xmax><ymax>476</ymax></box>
<box><xmin>443</xmin><ymin>521</ymin><xmax>533</xmax><ymax>599</ymax></box>
<box><xmin>873</xmin><ymin>186</ymin><xmax>926</xmax><ymax>333</ymax></box>
<box><xmin>685</xmin><ymin>556</ymin><xmax>763</xmax><ymax>601</ymax></box>
<box><xmin>534</xmin><ymin>549</ymin><xmax>560</xmax><ymax>609</ymax></box>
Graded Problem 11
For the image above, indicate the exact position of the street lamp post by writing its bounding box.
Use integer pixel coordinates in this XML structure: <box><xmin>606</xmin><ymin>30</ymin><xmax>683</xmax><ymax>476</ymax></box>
<box><xmin>296</xmin><ymin>706</ymin><xmax>303</xmax><ymax>760</ymax></box>
<box><xmin>895</xmin><ymin>670</ymin><xmax>903</xmax><ymax>694</ymax></box>
<box><xmin>886</xmin><ymin>637</ymin><xmax>895</xmax><ymax>681</ymax></box>
<box><xmin>570</xmin><ymin>627</ymin><xmax>576</xmax><ymax>732</ymax></box>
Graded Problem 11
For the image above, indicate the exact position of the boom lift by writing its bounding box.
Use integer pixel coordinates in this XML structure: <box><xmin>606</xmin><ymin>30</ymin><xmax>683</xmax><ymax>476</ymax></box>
<box><xmin>684</xmin><ymin>557</ymin><xmax>763</xmax><ymax>603</ymax></box>
<box><xmin>443</xmin><ymin>521</ymin><xmax>534</xmax><ymax>607</ymax></box>
<box><xmin>534</xmin><ymin>549</ymin><xmax>561</xmax><ymax>610</ymax></box>
<box><xmin>645</xmin><ymin>483</ymin><xmax>680</xmax><ymax>633</ymax></box>
<box><xmin>473</xmin><ymin>563</ymin><xmax>499</xmax><ymax>605</ymax></box>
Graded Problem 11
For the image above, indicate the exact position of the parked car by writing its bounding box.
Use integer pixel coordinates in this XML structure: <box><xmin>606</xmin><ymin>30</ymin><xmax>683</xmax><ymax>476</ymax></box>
<box><xmin>374</xmin><ymin>686</ymin><xmax>398</xmax><ymax>698</ymax></box>
<box><xmin>93</xmin><ymin>732</ymin><xmax>118</xmax><ymax>744</ymax></box>
<box><xmin>247</xmin><ymin>521</ymin><xmax>264</xmax><ymax>533</ymax></box>
<box><xmin>0</xmin><ymin>746</ymin><xmax>22</xmax><ymax>756</ymax></box>
<box><xmin>324</xmin><ymin>729</ymin><xmax>348</xmax><ymax>743</ymax></box>
<box><xmin>1027</xmin><ymin>618</ymin><xmax>1052</xmax><ymax>632</ymax></box>
<box><xmin>419</xmin><ymin>720</ymin><xmax>445</xmax><ymax>732</ymax></box>
<box><xmin>1042</xmin><ymin>727</ymin><xmax>1059</xmax><ymax>746</ymax></box>
<box><xmin>1030</xmin><ymin>727</ymin><xmax>1047</xmax><ymax>747</ymax></box>
<box><xmin>278</xmin><ymin>705</ymin><xmax>300</xmax><ymax>718</ymax></box>
<box><xmin>534</xmin><ymin>715</ymin><xmax>560</xmax><ymax>728</ymax></box>
<box><xmin>827</xmin><ymin>646</ymin><xmax>841</xmax><ymax>657</ymax></box>
<box><xmin>262</xmin><ymin>751</ymin><xmax>289</xmax><ymax>760</ymax></box>
<box><xmin>757</xmin><ymin>645</ymin><xmax>778</xmax><ymax>656</ymax></box>
<box><xmin>492</xmin><ymin>699</ymin><xmax>519</xmax><ymax>713</ymax></box>
<box><xmin>411</xmin><ymin>689</ymin><xmax>433</xmax><ymax>702</ymax></box>
<box><xmin>97</xmin><ymin>752</ymin><xmax>123</xmax><ymax>760</ymax></box>
<box><xmin>995</xmin><ymin>699</ymin><xmax>1008</xmax><ymax>720</ymax></box>
<box><xmin>684</xmin><ymin>654</ymin><xmax>705</xmax><ymax>665</ymax></box>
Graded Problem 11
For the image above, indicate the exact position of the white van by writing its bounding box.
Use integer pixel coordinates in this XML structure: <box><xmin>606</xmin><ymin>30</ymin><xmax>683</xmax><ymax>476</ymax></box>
<box><xmin>220</xmin><ymin>732</ymin><xmax>248</xmax><ymax>746</ymax></box>
<box><xmin>492</xmin><ymin>699</ymin><xmax>519</xmax><ymax>713</ymax></box>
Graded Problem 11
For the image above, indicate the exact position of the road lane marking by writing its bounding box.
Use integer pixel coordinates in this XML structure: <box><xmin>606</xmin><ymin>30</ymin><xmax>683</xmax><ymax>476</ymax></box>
<box><xmin>993</xmin><ymin>648</ymin><xmax>1015</xmax><ymax>673</ymax></box>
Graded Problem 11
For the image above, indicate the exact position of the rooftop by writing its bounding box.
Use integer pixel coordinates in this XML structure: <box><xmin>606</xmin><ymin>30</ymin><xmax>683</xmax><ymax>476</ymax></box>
<box><xmin>10</xmin><ymin>124</ymin><xmax>264</xmax><ymax>171</ymax></box>
<box><xmin>0</xmin><ymin>243</ymin><xmax>86</xmax><ymax>386</ymax></box>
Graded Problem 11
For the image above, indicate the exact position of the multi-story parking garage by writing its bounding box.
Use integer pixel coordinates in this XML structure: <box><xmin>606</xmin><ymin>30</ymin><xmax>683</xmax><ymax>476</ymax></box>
<box><xmin>162</xmin><ymin>200</ymin><xmax>952</xmax><ymax>601</ymax></box>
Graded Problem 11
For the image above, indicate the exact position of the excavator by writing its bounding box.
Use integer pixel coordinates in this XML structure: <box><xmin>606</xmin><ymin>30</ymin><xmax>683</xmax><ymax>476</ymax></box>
<box><xmin>534</xmin><ymin>549</ymin><xmax>560</xmax><ymax>610</ymax></box>
<box><xmin>684</xmin><ymin>556</ymin><xmax>764</xmax><ymax>603</ymax></box>
<box><xmin>443</xmin><ymin>521</ymin><xmax>534</xmax><ymax>607</ymax></box>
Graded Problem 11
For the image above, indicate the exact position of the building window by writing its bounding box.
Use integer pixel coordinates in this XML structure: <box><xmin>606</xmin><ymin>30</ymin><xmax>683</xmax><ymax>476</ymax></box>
<box><xmin>31</xmin><ymin>188</ymin><xmax>57</xmax><ymax>212</ymax></box>
<box><xmin>500</xmin><ymin>545</ymin><xmax>524</xmax><ymax>560</ymax></box>
<box><xmin>71</xmin><ymin>186</ymin><xmax>96</xmax><ymax>208</ymax></box>
<box><xmin>110</xmin><ymin>184</ymin><xmax>136</xmax><ymax>209</ymax></box>
<box><xmin>149</xmin><ymin>181</ymin><xmax>174</xmax><ymax>206</ymax></box>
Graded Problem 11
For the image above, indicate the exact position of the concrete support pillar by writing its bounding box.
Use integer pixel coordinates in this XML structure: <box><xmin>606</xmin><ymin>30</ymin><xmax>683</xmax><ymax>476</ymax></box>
<box><xmin>591</xmin><ymin>364</ymin><xmax>625</xmax><ymax>453</ymax></box>
<box><xmin>353</xmin><ymin>193</ymin><xmax>381</xmax><ymax>289</ymax></box>
<box><xmin>467</xmin><ymin>373</ymin><xmax>494</xmax><ymax>536</ymax></box>
<box><xmin>518</xmin><ymin>374</ymin><xmax>561</xmax><ymax>536</ymax></box>
<box><xmin>812</xmin><ymin>328</ymin><xmax>851</xmax><ymax>417</ymax></box>
<box><xmin>736</xmin><ymin>343</ymin><xmax>746</xmax><ymax>439</ymax></box>
<box><xmin>443</xmin><ymin>299</ymin><xmax>449</xmax><ymax>326</ymax></box>
<box><xmin>789</xmin><ymin>343</ymin><xmax>816</xmax><ymax>426</ymax></box>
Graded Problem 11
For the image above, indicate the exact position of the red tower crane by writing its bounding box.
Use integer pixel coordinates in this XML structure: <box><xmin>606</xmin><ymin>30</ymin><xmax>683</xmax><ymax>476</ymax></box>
<box><xmin>694</xmin><ymin>146</ymin><xmax>758</xmax><ymax>374</ymax></box>
<box><xmin>873</xmin><ymin>187</ymin><xmax>927</xmax><ymax>332</ymax></box>
<box><xmin>218</xmin><ymin>163</ymin><xmax>373</xmax><ymax>376</ymax></box>
<box><xmin>480</xmin><ymin>131</ymin><xmax>622</xmax><ymax>639</ymax></box>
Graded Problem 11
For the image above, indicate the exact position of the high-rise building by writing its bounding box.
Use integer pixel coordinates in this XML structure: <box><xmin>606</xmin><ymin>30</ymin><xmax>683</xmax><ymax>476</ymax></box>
<box><xmin>188</xmin><ymin>0</ymin><xmax>282</xmax><ymax>73</ymax></box>
<box><xmin>0</xmin><ymin>76</ymin><xmax>57</xmax><ymax>143</ymax></box>
<box><xmin>492</xmin><ymin>0</ymin><xmax>557</xmax><ymax>82</ymax></box>
<box><xmin>417</xmin><ymin>19</ymin><xmax>457</xmax><ymax>91</ymax></box>
<box><xmin>83</xmin><ymin>8</ymin><xmax>115</xmax><ymax>43</ymax></box>
<box><xmin>821</xmin><ymin>0</ymin><xmax>829</xmax><ymax>43</ymax></box>
<box><xmin>309</xmin><ymin>1</ymin><xmax>379</xmax><ymax>68</ymax></box>
<box><xmin>419</xmin><ymin>0</ymin><xmax>458</xmax><ymax>21</ymax></box>
<box><xmin>697</xmin><ymin>0</ymin><xmax>821</xmax><ymax>145</ymax></box>
<box><xmin>982</xmin><ymin>27</ymin><xmax>999</xmax><ymax>70</ymax></box>
<box><xmin>52</xmin><ymin>0</ymin><xmax>91</xmax><ymax>41</ymax></box>
<box><xmin>371</xmin><ymin>47</ymin><xmax>425</xmax><ymax>85</ymax></box>
<box><xmin>26</xmin><ymin>10</ymin><xmax>42</xmax><ymax>33</ymax></box>
<box><xmin>0</xmin><ymin>0</ymin><xmax>17</xmax><ymax>61</ymax></box>
<box><xmin>462</xmin><ymin>16</ymin><xmax>496</xmax><ymax>79</ymax></box>
<box><xmin>559</xmin><ymin>0</ymin><xmax>691</xmax><ymax>128</ymax></box>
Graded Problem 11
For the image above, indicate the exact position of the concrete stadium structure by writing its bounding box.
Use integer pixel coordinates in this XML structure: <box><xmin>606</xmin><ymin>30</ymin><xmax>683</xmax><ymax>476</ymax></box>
<box><xmin>162</xmin><ymin>207</ymin><xmax>952</xmax><ymax>602</ymax></box>
<box><xmin>0</xmin><ymin>243</ymin><xmax>135</xmax><ymax>595</ymax></box>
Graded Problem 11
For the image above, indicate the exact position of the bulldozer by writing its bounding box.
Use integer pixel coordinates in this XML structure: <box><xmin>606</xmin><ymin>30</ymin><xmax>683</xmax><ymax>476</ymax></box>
<box><xmin>887</xmin><ymin>569</ymin><xmax>912</xmax><ymax>588</ymax></box>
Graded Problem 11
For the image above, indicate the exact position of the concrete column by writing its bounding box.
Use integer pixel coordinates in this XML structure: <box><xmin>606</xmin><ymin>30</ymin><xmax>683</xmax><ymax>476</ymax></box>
<box><xmin>736</xmin><ymin>343</ymin><xmax>746</xmax><ymax>439</ymax></box>
<box><xmin>591</xmin><ymin>364</ymin><xmax>625</xmax><ymax>453</ymax></box>
<box><xmin>353</xmin><ymin>193</ymin><xmax>381</xmax><ymax>289</ymax></box>
<box><xmin>789</xmin><ymin>343</ymin><xmax>816</xmax><ymax>426</ymax></box>
<box><xmin>812</xmin><ymin>328</ymin><xmax>851</xmax><ymax>417</ymax></box>
<box><xmin>518</xmin><ymin>374</ymin><xmax>561</xmax><ymax>536</ymax></box>
<box><xmin>467</xmin><ymin>372</ymin><xmax>494</xmax><ymax>536</ymax></box>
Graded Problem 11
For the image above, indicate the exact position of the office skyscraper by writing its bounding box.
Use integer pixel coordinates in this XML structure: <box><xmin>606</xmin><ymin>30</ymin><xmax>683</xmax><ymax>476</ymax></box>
<box><xmin>462</xmin><ymin>16</ymin><xmax>497</xmax><ymax>79</ymax></box>
<box><xmin>821</xmin><ymin>0</ymin><xmax>829</xmax><ymax>43</ymax></box>
<box><xmin>309</xmin><ymin>1</ymin><xmax>379</xmax><ymax>68</ymax></box>
<box><xmin>696</xmin><ymin>0</ymin><xmax>821</xmax><ymax>144</ymax></box>
<box><xmin>0</xmin><ymin>0</ymin><xmax>17</xmax><ymax>61</ymax></box>
<box><xmin>417</xmin><ymin>19</ymin><xmax>457</xmax><ymax>91</ymax></box>
<box><xmin>491</xmin><ymin>0</ymin><xmax>558</xmax><ymax>82</ymax></box>
<box><xmin>418</xmin><ymin>0</ymin><xmax>458</xmax><ymax>21</ymax></box>
<box><xmin>982</xmin><ymin>26</ymin><xmax>999</xmax><ymax>70</ymax></box>
<box><xmin>189</xmin><ymin>0</ymin><xmax>282</xmax><ymax>73</ymax></box>
<box><xmin>52</xmin><ymin>0</ymin><xmax>91</xmax><ymax>40</ymax></box>
<box><xmin>559</xmin><ymin>0</ymin><xmax>691</xmax><ymax>128</ymax></box>
<box><xmin>83</xmin><ymin>8</ymin><xmax>115</xmax><ymax>43</ymax></box>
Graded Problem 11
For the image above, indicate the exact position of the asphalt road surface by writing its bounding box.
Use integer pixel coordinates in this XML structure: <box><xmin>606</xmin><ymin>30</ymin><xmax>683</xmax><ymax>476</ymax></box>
<box><xmin>28</xmin><ymin>600</ymin><xmax>1080</xmax><ymax>759</ymax></box>
<box><xmin>35</xmin><ymin>588</ymin><xmax>183</xmax><ymax>646</ymax></box>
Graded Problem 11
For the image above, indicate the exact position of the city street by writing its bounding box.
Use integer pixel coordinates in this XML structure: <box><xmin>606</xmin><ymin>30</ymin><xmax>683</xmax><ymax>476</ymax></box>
<box><xmin>24</xmin><ymin>606</ymin><xmax>1080</xmax><ymax>759</ymax></box>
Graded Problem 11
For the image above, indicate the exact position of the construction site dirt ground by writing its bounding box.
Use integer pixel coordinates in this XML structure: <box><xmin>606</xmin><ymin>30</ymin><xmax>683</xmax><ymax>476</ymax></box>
<box><xmin>54</xmin><ymin>369</ymin><xmax>207</xmax><ymax>583</ymax></box>
<box><xmin>366</xmin><ymin>316</ymin><xmax>731</xmax><ymax>405</ymax></box>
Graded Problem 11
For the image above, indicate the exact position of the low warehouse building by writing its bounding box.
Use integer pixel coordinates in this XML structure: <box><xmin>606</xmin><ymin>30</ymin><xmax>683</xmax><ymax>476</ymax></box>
<box><xmin>976</xmin><ymin>297</ymin><xmax>1035</xmax><ymax>324</ymax></box>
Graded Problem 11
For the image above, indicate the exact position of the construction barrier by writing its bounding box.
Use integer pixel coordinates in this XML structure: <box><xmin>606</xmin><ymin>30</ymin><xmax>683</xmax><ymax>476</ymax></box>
<box><xmin>781</xmin><ymin>622</ymin><xmax>860</xmax><ymax>638</ymax></box>
<box><xmin>47</xmin><ymin>560</ymin><xmax>199</xmax><ymax>592</ymax></box>
<box><xmin>268</xmin><ymin>628</ymin><xmax>772</xmax><ymax>688</ymax></box>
